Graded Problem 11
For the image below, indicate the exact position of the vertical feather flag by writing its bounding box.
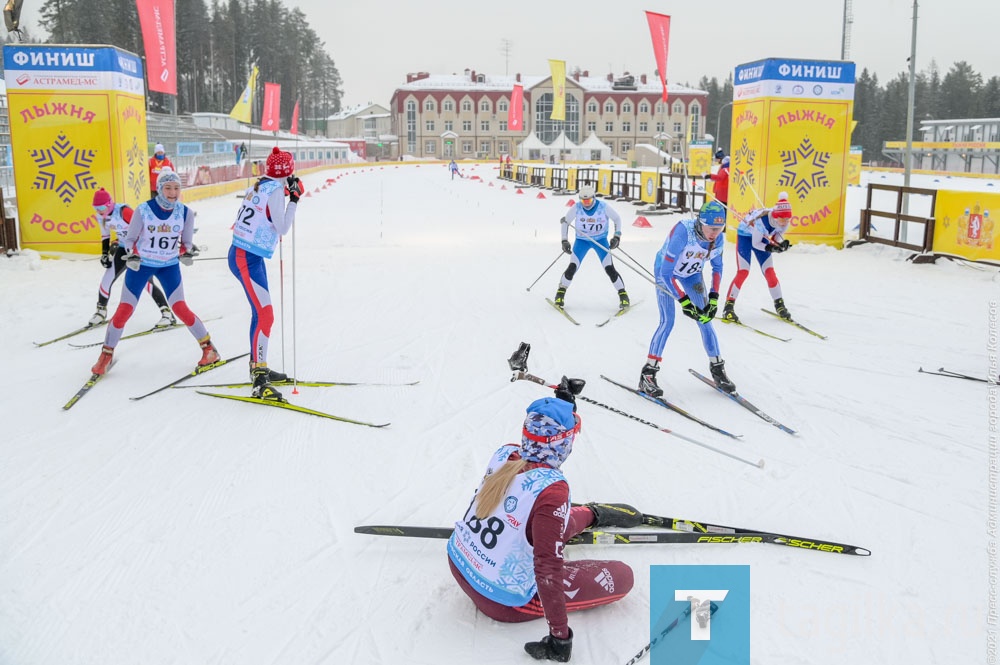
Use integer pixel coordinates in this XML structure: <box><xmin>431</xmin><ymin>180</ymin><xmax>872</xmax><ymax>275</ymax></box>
<box><xmin>290</xmin><ymin>100</ymin><xmax>300</xmax><ymax>135</ymax></box>
<box><xmin>261</xmin><ymin>82</ymin><xmax>281</xmax><ymax>131</ymax></box>
<box><xmin>229</xmin><ymin>65</ymin><xmax>259</xmax><ymax>123</ymax></box>
<box><xmin>135</xmin><ymin>0</ymin><xmax>177</xmax><ymax>95</ymax></box>
<box><xmin>509</xmin><ymin>84</ymin><xmax>524</xmax><ymax>131</ymax></box>
<box><xmin>549</xmin><ymin>59</ymin><xmax>566</xmax><ymax>121</ymax></box>
<box><xmin>645</xmin><ymin>11</ymin><xmax>671</xmax><ymax>103</ymax></box>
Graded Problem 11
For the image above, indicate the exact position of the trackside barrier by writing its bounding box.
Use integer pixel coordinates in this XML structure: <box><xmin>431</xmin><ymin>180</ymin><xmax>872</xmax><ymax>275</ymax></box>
<box><xmin>857</xmin><ymin>183</ymin><xmax>936</xmax><ymax>253</ymax></box>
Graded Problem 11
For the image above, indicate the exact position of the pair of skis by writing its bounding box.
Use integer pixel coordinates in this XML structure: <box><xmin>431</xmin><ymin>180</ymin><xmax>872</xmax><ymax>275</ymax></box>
<box><xmin>720</xmin><ymin>309</ymin><xmax>827</xmax><ymax>341</ymax></box>
<box><xmin>545</xmin><ymin>298</ymin><xmax>638</xmax><ymax>327</ymax></box>
<box><xmin>918</xmin><ymin>366</ymin><xmax>994</xmax><ymax>384</ymax></box>
<box><xmin>354</xmin><ymin>507</ymin><xmax>870</xmax><ymax>556</ymax></box>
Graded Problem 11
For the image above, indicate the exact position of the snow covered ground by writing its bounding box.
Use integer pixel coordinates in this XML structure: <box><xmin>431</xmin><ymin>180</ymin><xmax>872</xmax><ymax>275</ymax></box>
<box><xmin>1</xmin><ymin>165</ymin><xmax>996</xmax><ymax>665</ymax></box>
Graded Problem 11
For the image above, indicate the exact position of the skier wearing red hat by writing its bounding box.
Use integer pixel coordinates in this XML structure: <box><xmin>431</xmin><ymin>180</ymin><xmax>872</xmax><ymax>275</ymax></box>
<box><xmin>89</xmin><ymin>187</ymin><xmax>175</xmax><ymax>329</ymax></box>
<box><xmin>722</xmin><ymin>192</ymin><xmax>794</xmax><ymax>323</ymax></box>
<box><xmin>448</xmin><ymin>378</ymin><xmax>637</xmax><ymax>663</ymax></box>
<box><xmin>227</xmin><ymin>147</ymin><xmax>303</xmax><ymax>401</ymax></box>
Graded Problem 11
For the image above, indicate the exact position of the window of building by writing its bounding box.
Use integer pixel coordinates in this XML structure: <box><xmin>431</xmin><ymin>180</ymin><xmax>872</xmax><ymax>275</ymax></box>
<box><xmin>462</xmin><ymin>120</ymin><xmax>472</xmax><ymax>132</ymax></box>
<box><xmin>622</xmin><ymin>121</ymin><xmax>631</xmax><ymax>132</ymax></box>
<box><xmin>604</xmin><ymin>100</ymin><xmax>615</xmax><ymax>114</ymax></box>
<box><xmin>606</xmin><ymin>140</ymin><xmax>615</xmax><ymax>154</ymax></box>
<box><xmin>605</xmin><ymin>121</ymin><xmax>614</xmax><ymax>132</ymax></box>
<box><xmin>462</xmin><ymin>100</ymin><xmax>472</xmax><ymax>112</ymax></box>
<box><xmin>480</xmin><ymin>140</ymin><xmax>491</xmax><ymax>154</ymax></box>
<box><xmin>639</xmin><ymin>121</ymin><xmax>648</xmax><ymax>133</ymax></box>
<box><xmin>499</xmin><ymin>141</ymin><xmax>509</xmax><ymax>153</ymax></box>
<box><xmin>622</xmin><ymin>102</ymin><xmax>632</xmax><ymax>114</ymax></box>
<box><xmin>672</xmin><ymin>100</ymin><xmax>683</xmax><ymax>115</ymax></box>
<box><xmin>424</xmin><ymin>99</ymin><xmax>435</xmax><ymax>112</ymax></box>
<box><xmin>476</xmin><ymin>74</ymin><xmax>485</xmax><ymax>83</ymax></box>
<box><xmin>462</xmin><ymin>141</ymin><xmax>473</xmax><ymax>154</ymax></box>
<box><xmin>622</xmin><ymin>141</ymin><xmax>631</xmax><ymax>153</ymax></box>
<box><xmin>639</xmin><ymin>101</ymin><xmax>649</xmax><ymax>114</ymax></box>
<box><xmin>587</xmin><ymin>101</ymin><xmax>598</xmax><ymax>113</ymax></box>
<box><xmin>655</xmin><ymin>102</ymin><xmax>664</xmax><ymax>115</ymax></box>
<box><xmin>534</xmin><ymin>92</ymin><xmax>581</xmax><ymax>144</ymax></box>
<box><xmin>480</xmin><ymin>100</ymin><xmax>491</xmax><ymax>113</ymax></box>
<box><xmin>690</xmin><ymin>101</ymin><xmax>701</xmax><ymax>117</ymax></box>
<box><xmin>587</xmin><ymin>121</ymin><xmax>596</xmax><ymax>133</ymax></box>
<box><xmin>690</xmin><ymin>117</ymin><xmax>700</xmax><ymax>137</ymax></box>
<box><xmin>406</xmin><ymin>100</ymin><xmax>417</xmax><ymax>154</ymax></box>
<box><xmin>656</xmin><ymin>122</ymin><xmax>664</xmax><ymax>132</ymax></box>
<box><xmin>443</xmin><ymin>100</ymin><xmax>454</xmax><ymax>112</ymax></box>
<box><xmin>481</xmin><ymin>120</ymin><xmax>490</xmax><ymax>131</ymax></box>
<box><xmin>499</xmin><ymin>100</ymin><xmax>508</xmax><ymax>113</ymax></box>
<box><xmin>425</xmin><ymin>140</ymin><xmax>436</xmax><ymax>155</ymax></box>
<box><xmin>672</xmin><ymin>140</ymin><xmax>680</xmax><ymax>153</ymax></box>
<box><xmin>425</xmin><ymin>120</ymin><xmax>435</xmax><ymax>131</ymax></box>
<box><xmin>673</xmin><ymin>122</ymin><xmax>682</xmax><ymax>134</ymax></box>
<box><xmin>499</xmin><ymin>120</ymin><xmax>508</xmax><ymax>132</ymax></box>
<box><xmin>444</xmin><ymin>120</ymin><xmax>454</xmax><ymax>131</ymax></box>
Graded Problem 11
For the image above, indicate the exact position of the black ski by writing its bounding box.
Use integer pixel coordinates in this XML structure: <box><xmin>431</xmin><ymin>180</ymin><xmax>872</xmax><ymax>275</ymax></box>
<box><xmin>545</xmin><ymin>298</ymin><xmax>580</xmax><ymax>325</ymax></box>
<box><xmin>62</xmin><ymin>363</ymin><xmax>116</xmax><ymax>411</ymax></box>
<box><xmin>640</xmin><ymin>512</ymin><xmax>870</xmax><ymax>556</ymax></box>
<box><xmin>760</xmin><ymin>309</ymin><xmax>828</xmax><ymax>339</ymax></box>
<box><xmin>689</xmin><ymin>369</ymin><xmax>797</xmax><ymax>435</ymax></box>
<box><xmin>35</xmin><ymin>321</ymin><xmax>109</xmax><ymax>347</ymax></box>
<box><xmin>918</xmin><ymin>366</ymin><xmax>991</xmax><ymax>383</ymax></box>
<box><xmin>600</xmin><ymin>374</ymin><xmax>741</xmax><ymax>439</ymax></box>
<box><xmin>130</xmin><ymin>353</ymin><xmax>251</xmax><ymax>400</ymax></box>
<box><xmin>195</xmin><ymin>391</ymin><xmax>390</xmax><ymax>427</ymax></box>
<box><xmin>718</xmin><ymin>317</ymin><xmax>790</xmax><ymax>342</ymax></box>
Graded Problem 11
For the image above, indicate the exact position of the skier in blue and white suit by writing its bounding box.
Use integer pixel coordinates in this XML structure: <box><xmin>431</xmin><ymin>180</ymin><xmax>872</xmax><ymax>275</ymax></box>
<box><xmin>638</xmin><ymin>200</ymin><xmax>737</xmax><ymax>397</ymax></box>
<box><xmin>553</xmin><ymin>184</ymin><xmax>630</xmax><ymax>310</ymax></box>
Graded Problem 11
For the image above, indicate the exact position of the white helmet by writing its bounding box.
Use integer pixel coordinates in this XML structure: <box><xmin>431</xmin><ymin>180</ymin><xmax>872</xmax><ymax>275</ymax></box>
<box><xmin>579</xmin><ymin>184</ymin><xmax>596</xmax><ymax>199</ymax></box>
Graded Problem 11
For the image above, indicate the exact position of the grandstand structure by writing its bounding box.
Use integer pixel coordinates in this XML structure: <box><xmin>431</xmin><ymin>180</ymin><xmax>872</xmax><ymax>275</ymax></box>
<box><xmin>882</xmin><ymin>117</ymin><xmax>1000</xmax><ymax>174</ymax></box>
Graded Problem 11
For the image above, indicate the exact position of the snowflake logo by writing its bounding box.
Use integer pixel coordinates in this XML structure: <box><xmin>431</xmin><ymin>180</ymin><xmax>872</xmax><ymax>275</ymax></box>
<box><xmin>732</xmin><ymin>137</ymin><xmax>757</xmax><ymax>198</ymax></box>
<box><xmin>125</xmin><ymin>136</ymin><xmax>146</xmax><ymax>201</ymax></box>
<box><xmin>776</xmin><ymin>137</ymin><xmax>830</xmax><ymax>200</ymax></box>
<box><xmin>30</xmin><ymin>133</ymin><xmax>97</xmax><ymax>204</ymax></box>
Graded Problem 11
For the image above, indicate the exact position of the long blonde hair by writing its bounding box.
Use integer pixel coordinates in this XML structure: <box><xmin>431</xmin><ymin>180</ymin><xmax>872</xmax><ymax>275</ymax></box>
<box><xmin>474</xmin><ymin>459</ymin><xmax>527</xmax><ymax>519</ymax></box>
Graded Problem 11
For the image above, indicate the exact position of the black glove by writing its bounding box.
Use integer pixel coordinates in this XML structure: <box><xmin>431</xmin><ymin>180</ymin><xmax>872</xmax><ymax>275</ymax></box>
<box><xmin>555</xmin><ymin>376</ymin><xmax>585</xmax><ymax>409</ymax></box>
<box><xmin>286</xmin><ymin>176</ymin><xmax>303</xmax><ymax>203</ymax></box>
<box><xmin>609</xmin><ymin>234</ymin><xmax>620</xmax><ymax>249</ymax></box>
<box><xmin>586</xmin><ymin>502</ymin><xmax>642</xmax><ymax>528</ymax></box>
<box><xmin>525</xmin><ymin>630</ymin><xmax>573</xmax><ymax>662</ymax></box>
<box><xmin>766</xmin><ymin>239</ymin><xmax>791</xmax><ymax>253</ymax></box>
<box><xmin>700</xmin><ymin>291</ymin><xmax>720</xmax><ymax>322</ymax></box>
<box><xmin>100</xmin><ymin>253</ymin><xmax>111</xmax><ymax>268</ymax></box>
<box><xmin>561</xmin><ymin>239</ymin><xmax>572</xmax><ymax>254</ymax></box>
<box><xmin>678</xmin><ymin>296</ymin><xmax>700</xmax><ymax>321</ymax></box>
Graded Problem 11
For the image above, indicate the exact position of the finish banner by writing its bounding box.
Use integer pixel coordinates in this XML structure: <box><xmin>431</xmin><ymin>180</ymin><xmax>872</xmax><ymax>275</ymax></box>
<box><xmin>135</xmin><ymin>0</ymin><xmax>176</xmax><ymax>95</ymax></box>
<box><xmin>730</xmin><ymin>57</ymin><xmax>856</xmax><ymax>246</ymax></box>
<box><xmin>3</xmin><ymin>44</ymin><xmax>149</xmax><ymax>254</ymax></box>
<box><xmin>933</xmin><ymin>190</ymin><xmax>999</xmax><ymax>262</ymax></box>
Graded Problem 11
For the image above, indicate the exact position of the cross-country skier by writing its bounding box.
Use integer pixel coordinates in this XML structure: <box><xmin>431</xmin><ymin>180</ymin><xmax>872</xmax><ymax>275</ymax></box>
<box><xmin>639</xmin><ymin>200</ymin><xmax>736</xmax><ymax>396</ymax></box>
<box><xmin>89</xmin><ymin>187</ymin><xmax>175</xmax><ymax>329</ymax></box>
<box><xmin>90</xmin><ymin>168</ymin><xmax>219</xmax><ymax>376</ymax></box>
<box><xmin>723</xmin><ymin>192</ymin><xmax>794</xmax><ymax>322</ymax></box>
<box><xmin>228</xmin><ymin>147</ymin><xmax>303</xmax><ymax>401</ymax></box>
<box><xmin>553</xmin><ymin>184</ymin><xmax>629</xmax><ymax>310</ymax></box>
<box><xmin>448</xmin><ymin>379</ymin><xmax>638</xmax><ymax>663</ymax></box>
<box><xmin>449</xmin><ymin>159</ymin><xmax>461</xmax><ymax>179</ymax></box>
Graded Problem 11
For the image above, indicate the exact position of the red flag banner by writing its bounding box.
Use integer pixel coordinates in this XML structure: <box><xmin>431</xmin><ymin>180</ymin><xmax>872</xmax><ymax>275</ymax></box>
<box><xmin>645</xmin><ymin>11</ymin><xmax>671</xmax><ymax>103</ymax></box>
<box><xmin>135</xmin><ymin>0</ymin><xmax>177</xmax><ymax>95</ymax></box>
<box><xmin>290</xmin><ymin>99</ymin><xmax>300</xmax><ymax>135</ymax></box>
<box><xmin>261</xmin><ymin>82</ymin><xmax>281</xmax><ymax>131</ymax></box>
<box><xmin>509</xmin><ymin>84</ymin><xmax>524</xmax><ymax>132</ymax></box>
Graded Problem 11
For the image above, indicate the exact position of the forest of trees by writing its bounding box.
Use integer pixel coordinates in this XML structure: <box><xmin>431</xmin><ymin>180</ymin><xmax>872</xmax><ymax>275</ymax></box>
<box><xmin>29</xmin><ymin>0</ymin><xmax>343</xmax><ymax>129</ymax></box>
<box><xmin>700</xmin><ymin>61</ymin><xmax>1000</xmax><ymax>163</ymax></box>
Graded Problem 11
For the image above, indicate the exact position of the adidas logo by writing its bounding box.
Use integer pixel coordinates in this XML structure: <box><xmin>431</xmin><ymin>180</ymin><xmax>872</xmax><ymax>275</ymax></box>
<box><xmin>594</xmin><ymin>568</ymin><xmax>615</xmax><ymax>593</ymax></box>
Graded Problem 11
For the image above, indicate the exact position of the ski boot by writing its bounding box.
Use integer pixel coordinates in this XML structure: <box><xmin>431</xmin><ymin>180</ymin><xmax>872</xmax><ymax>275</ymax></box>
<box><xmin>773</xmin><ymin>298</ymin><xmax>791</xmax><ymax>321</ymax></box>
<box><xmin>709</xmin><ymin>359</ymin><xmax>736</xmax><ymax>394</ymax></box>
<box><xmin>197</xmin><ymin>336</ymin><xmax>220</xmax><ymax>366</ymax></box>
<box><xmin>617</xmin><ymin>288</ymin><xmax>630</xmax><ymax>310</ymax></box>
<box><xmin>586</xmin><ymin>502</ymin><xmax>643</xmax><ymax>528</ymax></box>
<box><xmin>722</xmin><ymin>299</ymin><xmax>740</xmax><ymax>323</ymax></box>
<box><xmin>638</xmin><ymin>363</ymin><xmax>663</xmax><ymax>397</ymax></box>
<box><xmin>554</xmin><ymin>286</ymin><xmax>567</xmax><ymax>308</ymax></box>
<box><xmin>91</xmin><ymin>345</ymin><xmax>114</xmax><ymax>375</ymax></box>
<box><xmin>89</xmin><ymin>305</ymin><xmax>107</xmax><ymax>326</ymax></box>
<box><xmin>249</xmin><ymin>360</ymin><xmax>287</xmax><ymax>383</ymax></box>
<box><xmin>155</xmin><ymin>305</ymin><xmax>176</xmax><ymax>328</ymax></box>
<box><xmin>251</xmin><ymin>364</ymin><xmax>284</xmax><ymax>401</ymax></box>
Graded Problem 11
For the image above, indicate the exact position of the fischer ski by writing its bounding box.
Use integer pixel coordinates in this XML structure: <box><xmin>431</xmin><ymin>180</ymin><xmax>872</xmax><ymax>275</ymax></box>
<box><xmin>35</xmin><ymin>321</ymin><xmax>109</xmax><ymax>347</ymax></box>
<box><xmin>62</xmin><ymin>362</ymin><xmax>116</xmax><ymax>410</ymax></box>
<box><xmin>600</xmin><ymin>375</ymin><xmax>741</xmax><ymax>439</ymax></box>
<box><xmin>514</xmin><ymin>371</ymin><xmax>762</xmax><ymax>468</ymax></box>
<box><xmin>130</xmin><ymin>353</ymin><xmax>251</xmax><ymax>400</ymax></box>
<box><xmin>195</xmin><ymin>391</ymin><xmax>390</xmax><ymax>428</ymax></box>
<box><xmin>918</xmin><ymin>367</ymin><xmax>991</xmax><ymax>383</ymax></box>
<box><xmin>545</xmin><ymin>298</ymin><xmax>580</xmax><ymax>325</ymax></box>
<box><xmin>718</xmin><ymin>317</ymin><xmax>790</xmax><ymax>342</ymax></box>
<box><xmin>688</xmin><ymin>369</ymin><xmax>797</xmax><ymax>435</ymax></box>
<box><xmin>174</xmin><ymin>378</ymin><xmax>420</xmax><ymax>389</ymax></box>
<box><xmin>760</xmin><ymin>309</ymin><xmax>827</xmax><ymax>339</ymax></box>
<box><xmin>68</xmin><ymin>316</ymin><xmax>223</xmax><ymax>349</ymax></box>
<box><xmin>596</xmin><ymin>301</ymin><xmax>641</xmax><ymax>327</ymax></box>
<box><xmin>640</xmin><ymin>512</ymin><xmax>870</xmax><ymax>556</ymax></box>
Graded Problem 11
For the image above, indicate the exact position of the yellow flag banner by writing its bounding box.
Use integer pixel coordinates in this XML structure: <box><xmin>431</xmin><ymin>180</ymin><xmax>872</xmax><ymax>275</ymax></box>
<box><xmin>549</xmin><ymin>59</ymin><xmax>566</xmax><ymax>121</ymax></box>
<box><xmin>933</xmin><ymin>190</ymin><xmax>1000</xmax><ymax>262</ymax></box>
<box><xmin>229</xmin><ymin>65</ymin><xmax>259</xmax><ymax>124</ymax></box>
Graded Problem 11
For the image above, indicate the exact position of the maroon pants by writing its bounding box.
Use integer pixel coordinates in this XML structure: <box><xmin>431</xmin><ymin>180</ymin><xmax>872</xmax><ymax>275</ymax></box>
<box><xmin>449</xmin><ymin>506</ymin><xmax>634</xmax><ymax>623</ymax></box>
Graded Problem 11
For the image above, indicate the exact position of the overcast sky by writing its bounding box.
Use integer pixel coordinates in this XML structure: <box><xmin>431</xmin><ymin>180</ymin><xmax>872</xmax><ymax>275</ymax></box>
<box><xmin>15</xmin><ymin>0</ymin><xmax>1000</xmax><ymax>110</ymax></box>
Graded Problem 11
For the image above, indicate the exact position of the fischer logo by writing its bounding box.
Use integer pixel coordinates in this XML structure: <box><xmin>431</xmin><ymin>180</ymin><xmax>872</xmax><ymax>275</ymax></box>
<box><xmin>777</xmin><ymin>63</ymin><xmax>844</xmax><ymax>80</ymax></box>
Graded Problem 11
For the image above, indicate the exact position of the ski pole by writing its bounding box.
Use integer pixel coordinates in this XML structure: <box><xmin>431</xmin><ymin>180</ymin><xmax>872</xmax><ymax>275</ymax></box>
<box><xmin>512</xmin><ymin>371</ymin><xmax>763</xmax><ymax>469</ymax></box>
<box><xmin>526</xmin><ymin>251</ymin><xmax>565</xmax><ymax>292</ymax></box>
<box><xmin>290</xmin><ymin>205</ymin><xmax>299</xmax><ymax>395</ymax></box>
<box><xmin>613</xmin><ymin>245</ymin><xmax>655</xmax><ymax>279</ymax></box>
<box><xmin>279</xmin><ymin>236</ymin><xmax>286</xmax><ymax>371</ymax></box>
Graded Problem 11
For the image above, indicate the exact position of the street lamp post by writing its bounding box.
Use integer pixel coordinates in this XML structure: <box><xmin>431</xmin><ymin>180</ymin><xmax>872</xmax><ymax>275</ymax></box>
<box><xmin>716</xmin><ymin>101</ymin><xmax>734</xmax><ymax>156</ymax></box>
